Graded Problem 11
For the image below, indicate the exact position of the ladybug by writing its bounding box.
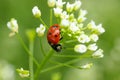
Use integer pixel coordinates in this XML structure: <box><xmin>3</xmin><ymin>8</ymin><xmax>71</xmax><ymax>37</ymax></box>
<box><xmin>47</xmin><ymin>24</ymin><xmax>62</xmax><ymax>52</ymax></box>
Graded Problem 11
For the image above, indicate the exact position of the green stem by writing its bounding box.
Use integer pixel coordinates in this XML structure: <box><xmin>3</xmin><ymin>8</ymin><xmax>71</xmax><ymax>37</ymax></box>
<box><xmin>81</xmin><ymin>27</ymin><xmax>88</xmax><ymax>30</ymax></box>
<box><xmin>39</xmin><ymin>38</ymin><xmax>46</xmax><ymax>56</ymax></box>
<box><xmin>41</xmin><ymin>54</ymin><xmax>92</xmax><ymax>73</ymax></box>
<box><xmin>29</xmin><ymin>41</ymin><xmax>34</xmax><ymax>80</ymax></box>
<box><xmin>16</xmin><ymin>33</ymin><xmax>39</xmax><ymax>67</ymax></box>
<box><xmin>54</xmin><ymin>54</ymin><xmax>92</xmax><ymax>58</ymax></box>
<box><xmin>50</xmin><ymin>8</ymin><xmax>52</xmax><ymax>26</ymax></box>
<box><xmin>64</xmin><ymin>40</ymin><xmax>77</xmax><ymax>44</ymax></box>
<box><xmin>41</xmin><ymin>59</ymin><xmax>80</xmax><ymax>73</ymax></box>
<box><xmin>39</xmin><ymin>17</ymin><xmax>48</xmax><ymax>29</ymax></box>
<box><xmin>49</xmin><ymin>60</ymin><xmax>82</xmax><ymax>70</ymax></box>
<box><xmin>34</xmin><ymin>49</ymin><xmax>54</xmax><ymax>80</ymax></box>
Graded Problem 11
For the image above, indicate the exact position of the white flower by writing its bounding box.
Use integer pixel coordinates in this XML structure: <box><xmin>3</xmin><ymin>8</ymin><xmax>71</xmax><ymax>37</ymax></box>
<box><xmin>56</xmin><ymin>0</ymin><xmax>66</xmax><ymax>8</ymax></box>
<box><xmin>96</xmin><ymin>24</ymin><xmax>105</xmax><ymax>34</ymax></box>
<box><xmin>74</xmin><ymin>44</ymin><xmax>87</xmax><ymax>53</ymax></box>
<box><xmin>48</xmin><ymin>0</ymin><xmax>56</xmax><ymax>7</ymax></box>
<box><xmin>66</xmin><ymin>2</ymin><xmax>74</xmax><ymax>12</ymax></box>
<box><xmin>16</xmin><ymin>68</ymin><xmax>29</xmax><ymax>78</ymax></box>
<box><xmin>77</xmin><ymin>9</ymin><xmax>87</xmax><ymax>23</ymax></box>
<box><xmin>78</xmin><ymin>16</ymin><xmax>87</xmax><ymax>23</ymax></box>
<box><xmin>78</xmin><ymin>34</ymin><xmax>90</xmax><ymax>43</ymax></box>
<box><xmin>89</xmin><ymin>34</ymin><xmax>99</xmax><ymax>42</ymax></box>
<box><xmin>32</xmin><ymin>6</ymin><xmax>41</xmax><ymax>18</ymax></box>
<box><xmin>53</xmin><ymin>7</ymin><xmax>62</xmax><ymax>17</ymax></box>
<box><xmin>87</xmin><ymin>20</ymin><xmax>96</xmax><ymax>29</ymax></box>
<box><xmin>36</xmin><ymin>24</ymin><xmax>46</xmax><ymax>37</ymax></box>
<box><xmin>81</xmin><ymin>63</ymin><xmax>93</xmax><ymax>69</ymax></box>
<box><xmin>73</xmin><ymin>0</ymin><xmax>82</xmax><ymax>11</ymax></box>
<box><xmin>87</xmin><ymin>21</ymin><xmax>105</xmax><ymax>34</ymax></box>
<box><xmin>69</xmin><ymin>22</ymin><xmax>79</xmax><ymax>32</ymax></box>
<box><xmin>60</xmin><ymin>11</ymin><xmax>69</xmax><ymax>19</ymax></box>
<box><xmin>7</xmin><ymin>18</ymin><xmax>18</xmax><ymax>33</ymax></box>
<box><xmin>88</xmin><ymin>43</ymin><xmax>98</xmax><ymax>51</ymax></box>
<box><xmin>79</xmin><ymin>9</ymin><xmax>87</xmax><ymax>17</ymax></box>
<box><xmin>77</xmin><ymin>23</ymin><xmax>83</xmax><ymax>28</ymax></box>
<box><xmin>92</xmin><ymin>49</ymin><xmax>104</xmax><ymax>58</ymax></box>
<box><xmin>61</xmin><ymin>19</ymin><xmax>69</xmax><ymax>27</ymax></box>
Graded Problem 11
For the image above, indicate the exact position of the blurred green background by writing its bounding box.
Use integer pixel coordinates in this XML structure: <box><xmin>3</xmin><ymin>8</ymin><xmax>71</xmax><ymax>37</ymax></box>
<box><xmin>0</xmin><ymin>0</ymin><xmax>120</xmax><ymax>80</ymax></box>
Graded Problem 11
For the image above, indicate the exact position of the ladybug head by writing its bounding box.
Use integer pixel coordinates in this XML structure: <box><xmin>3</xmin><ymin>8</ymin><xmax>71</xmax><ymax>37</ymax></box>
<box><xmin>52</xmin><ymin>24</ymin><xmax>60</xmax><ymax>28</ymax></box>
<box><xmin>51</xmin><ymin>44</ymin><xmax>62</xmax><ymax>52</ymax></box>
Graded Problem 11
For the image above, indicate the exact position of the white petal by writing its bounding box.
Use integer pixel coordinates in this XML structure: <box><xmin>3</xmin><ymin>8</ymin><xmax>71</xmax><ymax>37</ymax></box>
<box><xmin>92</xmin><ymin>49</ymin><xmax>104</xmax><ymax>58</ymax></box>
<box><xmin>78</xmin><ymin>34</ymin><xmax>90</xmax><ymax>43</ymax></box>
<box><xmin>32</xmin><ymin>6</ymin><xmax>41</xmax><ymax>18</ymax></box>
<box><xmin>88</xmin><ymin>43</ymin><xmax>98</xmax><ymax>51</ymax></box>
<box><xmin>74</xmin><ymin>44</ymin><xmax>87</xmax><ymax>53</ymax></box>
<box><xmin>89</xmin><ymin>34</ymin><xmax>99</xmax><ymax>42</ymax></box>
<box><xmin>48</xmin><ymin>0</ymin><xmax>56</xmax><ymax>7</ymax></box>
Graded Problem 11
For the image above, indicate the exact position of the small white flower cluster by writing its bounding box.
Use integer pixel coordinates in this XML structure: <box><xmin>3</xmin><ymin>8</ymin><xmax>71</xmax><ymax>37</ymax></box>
<box><xmin>47</xmin><ymin>0</ymin><xmax>105</xmax><ymax>58</ymax></box>
<box><xmin>16</xmin><ymin>68</ymin><xmax>29</xmax><ymax>78</ymax></box>
<box><xmin>32</xmin><ymin>6</ymin><xmax>46</xmax><ymax>37</ymax></box>
<box><xmin>7</xmin><ymin>18</ymin><xmax>19</xmax><ymax>37</ymax></box>
<box><xmin>80</xmin><ymin>63</ymin><xmax>93</xmax><ymax>69</ymax></box>
<box><xmin>36</xmin><ymin>24</ymin><xmax>46</xmax><ymax>37</ymax></box>
<box><xmin>32</xmin><ymin>6</ymin><xmax>41</xmax><ymax>18</ymax></box>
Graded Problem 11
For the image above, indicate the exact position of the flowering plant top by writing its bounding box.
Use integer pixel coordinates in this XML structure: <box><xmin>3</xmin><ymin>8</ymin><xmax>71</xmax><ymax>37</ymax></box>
<box><xmin>7</xmin><ymin>0</ymin><xmax>105</xmax><ymax>79</ymax></box>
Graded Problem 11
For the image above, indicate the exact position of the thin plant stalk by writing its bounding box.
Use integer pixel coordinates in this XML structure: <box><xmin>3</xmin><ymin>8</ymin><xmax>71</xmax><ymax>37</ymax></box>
<box><xmin>39</xmin><ymin>38</ymin><xmax>46</xmax><ymax>56</ymax></box>
<box><xmin>34</xmin><ymin>49</ymin><xmax>54</xmax><ymax>80</ymax></box>
<box><xmin>41</xmin><ymin>59</ymin><xmax>80</xmax><ymax>73</ymax></box>
<box><xmin>29</xmin><ymin>40</ymin><xmax>34</xmax><ymax>80</ymax></box>
<box><xmin>16</xmin><ymin>33</ymin><xmax>39</xmax><ymax>67</ymax></box>
<box><xmin>50</xmin><ymin>8</ymin><xmax>53</xmax><ymax>26</ymax></box>
<box><xmin>39</xmin><ymin>17</ymin><xmax>48</xmax><ymax>29</ymax></box>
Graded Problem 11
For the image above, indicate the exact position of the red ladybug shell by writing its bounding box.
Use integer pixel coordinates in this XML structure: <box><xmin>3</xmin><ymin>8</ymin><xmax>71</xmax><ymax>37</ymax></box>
<box><xmin>47</xmin><ymin>24</ymin><xmax>60</xmax><ymax>45</ymax></box>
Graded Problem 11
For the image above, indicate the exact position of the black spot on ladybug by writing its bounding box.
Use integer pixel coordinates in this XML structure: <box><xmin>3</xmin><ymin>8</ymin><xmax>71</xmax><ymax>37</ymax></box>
<box><xmin>49</xmin><ymin>32</ymin><xmax>52</xmax><ymax>35</ymax></box>
<box><xmin>55</xmin><ymin>35</ymin><xmax>58</xmax><ymax>37</ymax></box>
<box><xmin>47</xmin><ymin>24</ymin><xmax>62</xmax><ymax>52</ymax></box>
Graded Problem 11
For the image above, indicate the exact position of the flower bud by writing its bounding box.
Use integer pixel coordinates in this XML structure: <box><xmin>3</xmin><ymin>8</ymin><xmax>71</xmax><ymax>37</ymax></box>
<box><xmin>88</xmin><ymin>43</ymin><xmax>98</xmax><ymax>51</ymax></box>
<box><xmin>16</xmin><ymin>68</ymin><xmax>29</xmax><ymax>78</ymax></box>
<box><xmin>77</xmin><ymin>34</ymin><xmax>90</xmax><ymax>43</ymax></box>
<box><xmin>56</xmin><ymin>0</ymin><xmax>66</xmax><ymax>8</ymax></box>
<box><xmin>77</xmin><ymin>10</ymin><xmax>87</xmax><ymax>23</ymax></box>
<box><xmin>7</xmin><ymin>18</ymin><xmax>18</xmax><ymax>33</ymax></box>
<box><xmin>32</xmin><ymin>6</ymin><xmax>41</xmax><ymax>18</ymax></box>
<box><xmin>89</xmin><ymin>34</ymin><xmax>99</xmax><ymax>42</ymax></box>
<box><xmin>36</xmin><ymin>24</ymin><xmax>46</xmax><ymax>37</ymax></box>
<box><xmin>69</xmin><ymin>22</ymin><xmax>79</xmax><ymax>32</ymax></box>
<box><xmin>87</xmin><ymin>20</ymin><xmax>96</xmax><ymax>29</ymax></box>
<box><xmin>48</xmin><ymin>0</ymin><xmax>56</xmax><ymax>7</ymax></box>
<box><xmin>73</xmin><ymin>0</ymin><xmax>82</xmax><ymax>11</ymax></box>
<box><xmin>66</xmin><ymin>2</ymin><xmax>74</xmax><ymax>12</ymax></box>
<box><xmin>96</xmin><ymin>24</ymin><xmax>105</xmax><ymax>34</ymax></box>
<box><xmin>53</xmin><ymin>7</ymin><xmax>62</xmax><ymax>17</ymax></box>
<box><xmin>87</xmin><ymin>21</ymin><xmax>105</xmax><ymax>34</ymax></box>
<box><xmin>60</xmin><ymin>19</ymin><xmax>69</xmax><ymax>27</ymax></box>
<box><xmin>74</xmin><ymin>44</ymin><xmax>87</xmax><ymax>53</ymax></box>
<box><xmin>92</xmin><ymin>49</ymin><xmax>104</xmax><ymax>58</ymax></box>
<box><xmin>60</xmin><ymin>11</ymin><xmax>69</xmax><ymax>19</ymax></box>
<box><xmin>81</xmin><ymin>63</ymin><xmax>93</xmax><ymax>69</ymax></box>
